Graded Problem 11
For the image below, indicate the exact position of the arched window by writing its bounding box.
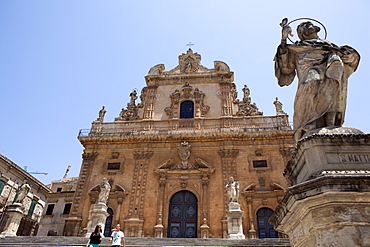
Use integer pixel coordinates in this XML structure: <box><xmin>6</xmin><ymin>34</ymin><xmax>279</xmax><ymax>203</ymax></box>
<box><xmin>104</xmin><ymin>208</ymin><xmax>113</xmax><ymax>237</ymax></box>
<box><xmin>257</xmin><ymin>207</ymin><xmax>278</xmax><ymax>238</ymax></box>
<box><xmin>180</xmin><ymin>101</ymin><xmax>194</xmax><ymax>119</ymax></box>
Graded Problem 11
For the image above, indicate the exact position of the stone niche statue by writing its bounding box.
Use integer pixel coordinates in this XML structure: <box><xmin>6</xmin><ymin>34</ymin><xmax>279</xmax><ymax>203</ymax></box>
<box><xmin>226</xmin><ymin>177</ymin><xmax>239</xmax><ymax>203</ymax></box>
<box><xmin>98</xmin><ymin>178</ymin><xmax>111</xmax><ymax>204</ymax></box>
<box><xmin>274</xmin><ymin>18</ymin><xmax>360</xmax><ymax>142</ymax></box>
<box><xmin>15</xmin><ymin>180</ymin><xmax>31</xmax><ymax>204</ymax></box>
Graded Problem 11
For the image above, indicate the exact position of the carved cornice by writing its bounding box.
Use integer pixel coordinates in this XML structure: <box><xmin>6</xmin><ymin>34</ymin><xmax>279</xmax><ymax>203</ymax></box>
<box><xmin>79</xmin><ymin>129</ymin><xmax>294</xmax><ymax>145</ymax></box>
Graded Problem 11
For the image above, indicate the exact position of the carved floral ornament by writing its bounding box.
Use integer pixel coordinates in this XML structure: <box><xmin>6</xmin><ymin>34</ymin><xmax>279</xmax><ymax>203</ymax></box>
<box><xmin>165</xmin><ymin>83</ymin><xmax>210</xmax><ymax>119</ymax></box>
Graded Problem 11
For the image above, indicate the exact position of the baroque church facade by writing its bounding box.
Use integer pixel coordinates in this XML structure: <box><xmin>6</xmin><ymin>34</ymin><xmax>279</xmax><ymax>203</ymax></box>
<box><xmin>63</xmin><ymin>49</ymin><xmax>294</xmax><ymax>238</ymax></box>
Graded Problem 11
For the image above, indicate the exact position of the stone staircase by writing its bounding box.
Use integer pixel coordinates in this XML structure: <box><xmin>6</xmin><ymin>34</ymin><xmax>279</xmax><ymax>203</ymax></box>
<box><xmin>0</xmin><ymin>236</ymin><xmax>290</xmax><ymax>247</ymax></box>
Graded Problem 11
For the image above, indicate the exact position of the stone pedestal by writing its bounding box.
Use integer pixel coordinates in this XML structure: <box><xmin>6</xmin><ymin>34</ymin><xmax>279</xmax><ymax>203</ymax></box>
<box><xmin>85</xmin><ymin>202</ymin><xmax>109</xmax><ymax>237</ymax></box>
<box><xmin>154</xmin><ymin>223</ymin><xmax>164</xmax><ymax>238</ymax></box>
<box><xmin>63</xmin><ymin>217</ymin><xmax>82</xmax><ymax>236</ymax></box>
<box><xmin>124</xmin><ymin>217</ymin><xmax>144</xmax><ymax>237</ymax></box>
<box><xmin>226</xmin><ymin>202</ymin><xmax>245</xmax><ymax>239</ymax></box>
<box><xmin>200</xmin><ymin>218</ymin><xmax>210</xmax><ymax>239</ymax></box>
<box><xmin>270</xmin><ymin>128</ymin><xmax>370</xmax><ymax>247</ymax></box>
<box><xmin>0</xmin><ymin>203</ymin><xmax>24</xmax><ymax>237</ymax></box>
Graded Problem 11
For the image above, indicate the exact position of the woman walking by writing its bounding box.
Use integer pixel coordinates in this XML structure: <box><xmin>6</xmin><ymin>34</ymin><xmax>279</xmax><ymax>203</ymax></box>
<box><xmin>87</xmin><ymin>225</ymin><xmax>103</xmax><ymax>247</ymax></box>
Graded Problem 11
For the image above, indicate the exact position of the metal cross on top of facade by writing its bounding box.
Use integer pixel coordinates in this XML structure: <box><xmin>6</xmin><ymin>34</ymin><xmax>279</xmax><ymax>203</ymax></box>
<box><xmin>186</xmin><ymin>42</ymin><xmax>194</xmax><ymax>49</ymax></box>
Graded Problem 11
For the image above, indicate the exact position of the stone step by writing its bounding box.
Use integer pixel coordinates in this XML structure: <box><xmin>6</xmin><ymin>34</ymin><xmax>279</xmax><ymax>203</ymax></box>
<box><xmin>0</xmin><ymin>236</ymin><xmax>290</xmax><ymax>247</ymax></box>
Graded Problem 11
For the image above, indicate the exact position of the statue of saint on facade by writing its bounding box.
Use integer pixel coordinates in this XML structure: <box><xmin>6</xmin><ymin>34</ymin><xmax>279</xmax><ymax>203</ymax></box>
<box><xmin>15</xmin><ymin>180</ymin><xmax>31</xmax><ymax>204</ymax></box>
<box><xmin>273</xmin><ymin>97</ymin><xmax>286</xmax><ymax>115</ymax></box>
<box><xmin>274</xmin><ymin>18</ymin><xmax>360</xmax><ymax>142</ymax></box>
<box><xmin>129</xmin><ymin>90</ymin><xmax>138</xmax><ymax>107</ymax></box>
<box><xmin>226</xmin><ymin>177</ymin><xmax>239</xmax><ymax>203</ymax></box>
<box><xmin>96</xmin><ymin>106</ymin><xmax>106</xmax><ymax>122</ymax></box>
<box><xmin>98</xmin><ymin>178</ymin><xmax>111</xmax><ymax>204</ymax></box>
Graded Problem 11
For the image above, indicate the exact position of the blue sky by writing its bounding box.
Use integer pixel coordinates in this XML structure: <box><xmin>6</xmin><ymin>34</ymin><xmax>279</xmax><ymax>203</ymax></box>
<box><xmin>1</xmin><ymin>0</ymin><xmax>369</xmax><ymax>184</ymax></box>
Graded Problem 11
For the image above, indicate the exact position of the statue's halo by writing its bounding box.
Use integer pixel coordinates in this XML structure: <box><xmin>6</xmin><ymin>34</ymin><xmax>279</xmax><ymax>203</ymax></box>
<box><xmin>285</xmin><ymin>18</ymin><xmax>327</xmax><ymax>43</ymax></box>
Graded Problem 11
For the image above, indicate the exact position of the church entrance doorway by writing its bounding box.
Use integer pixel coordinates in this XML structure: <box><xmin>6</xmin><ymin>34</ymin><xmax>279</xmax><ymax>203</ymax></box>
<box><xmin>257</xmin><ymin>207</ymin><xmax>278</xmax><ymax>238</ymax></box>
<box><xmin>168</xmin><ymin>190</ymin><xmax>197</xmax><ymax>238</ymax></box>
<box><xmin>104</xmin><ymin>208</ymin><xmax>113</xmax><ymax>237</ymax></box>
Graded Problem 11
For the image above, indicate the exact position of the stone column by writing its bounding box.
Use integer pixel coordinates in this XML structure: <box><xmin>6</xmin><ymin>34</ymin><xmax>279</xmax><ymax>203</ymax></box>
<box><xmin>270</xmin><ymin>128</ymin><xmax>370</xmax><ymax>247</ymax></box>
<box><xmin>246</xmin><ymin>196</ymin><xmax>256</xmax><ymax>239</ymax></box>
<box><xmin>0</xmin><ymin>203</ymin><xmax>24</xmax><ymax>237</ymax></box>
<box><xmin>115</xmin><ymin>197</ymin><xmax>123</xmax><ymax>225</ymax></box>
<box><xmin>154</xmin><ymin>176</ymin><xmax>166</xmax><ymax>238</ymax></box>
<box><xmin>201</xmin><ymin>173</ymin><xmax>210</xmax><ymax>232</ymax></box>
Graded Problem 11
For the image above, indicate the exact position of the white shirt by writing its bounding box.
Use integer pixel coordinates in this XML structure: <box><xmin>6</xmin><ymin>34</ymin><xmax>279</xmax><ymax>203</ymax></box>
<box><xmin>111</xmin><ymin>230</ymin><xmax>124</xmax><ymax>246</ymax></box>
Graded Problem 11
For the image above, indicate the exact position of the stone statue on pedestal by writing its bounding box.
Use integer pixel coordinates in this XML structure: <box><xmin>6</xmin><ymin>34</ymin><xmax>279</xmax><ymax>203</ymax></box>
<box><xmin>225</xmin><ymin>177</ymin><xmax>245</xmax><ymax>239</ymax></box>
<box><xmin>0</xmin><ymin>180</ymin><xmax>31</xmax><ymax>237</ymax></box>
<box><xmin>98</xmin><ymin>178</ymin><xmax>111</xmax><ymax>204</ymax></box>
<box><xmin>273</xmin><ymin>97</ymin><xmax>286</xmax><ymax>115</ymax></box>
<box><xmin>274</xmin><ymin>18</ymin><xmax>360</xmax><ymax>142</ymax></box>
<box><xmin>15</xmin><ymin>180</ymin><xmax>31</xmax><ymax>204</ymax></box>
<box><xmin>226</xmin><ymin>177</ymin><xmax>239</xmax><ymax>203</ymax></box>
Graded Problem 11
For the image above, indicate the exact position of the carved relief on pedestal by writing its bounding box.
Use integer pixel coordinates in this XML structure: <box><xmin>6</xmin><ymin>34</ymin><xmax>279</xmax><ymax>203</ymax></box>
<box><xmin>165</xmin><ymin>83</ymin><xmax>209</xmax><ymax>119</ymax></box>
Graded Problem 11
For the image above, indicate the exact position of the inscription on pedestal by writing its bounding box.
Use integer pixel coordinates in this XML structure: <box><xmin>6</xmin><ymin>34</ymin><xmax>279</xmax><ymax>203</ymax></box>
<box><xmin>326</xmin><ymin>152</ymin><xmax>370</xmax><ymax>164</ymax></box>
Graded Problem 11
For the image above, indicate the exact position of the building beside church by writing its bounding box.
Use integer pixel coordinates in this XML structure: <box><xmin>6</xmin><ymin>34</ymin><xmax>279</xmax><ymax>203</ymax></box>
<box><xmin>0</xmin><ymin>154</ymin><xmax>51</xmax><ymax>236</ymax></box>
<box><xmin>63</xmin><ymin>49</ymin><xmax>294</xmax><ymax>238</ymax></box>
<box><xmin>37</xmin><ymin>177</ymin><xmax>78</xmax><ymax>236</ymax></box>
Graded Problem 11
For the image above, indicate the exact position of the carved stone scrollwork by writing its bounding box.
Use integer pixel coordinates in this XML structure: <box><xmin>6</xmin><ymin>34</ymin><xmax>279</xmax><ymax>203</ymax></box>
<box><xmin>115</xmin><ymin>90</ymin><xmax>140</xmax><ymax>121</ymax></box>
<box><xmin>165</xmin><ymin>83</ymin><xmax>209</xmax><ymax>119</ymax></box>
<box><xmin>236</xmin><ymin>85</ymin><xmax>263</xmax><ymax>117</ymax></box>
<box><xmin>179</xmin><ymin>49</ymin><xmax>201</xmax><ymax>73</ymax></box>
<box><xmin>111</xmin><ymin>152</ymin><xmax>120</xmax><ymax>159</ymax></box>
<box><xmin>172</xmin><ymin>141</ymin><xmax>196</xmax><ymax>170</ymax></box>
<box><xmin>148</xmin><ymin>64</ymin><xmax>165</xmax><ymax>75</ymax></box>
<box><xmin>214</xmin><ymin>61</ymin><xmax>230</xmax><ymax>72</ymax></box>
<box><xmin>82</xmin><ymin>152</ymin><xmax>98</xmax><ymax>161</ymax></box>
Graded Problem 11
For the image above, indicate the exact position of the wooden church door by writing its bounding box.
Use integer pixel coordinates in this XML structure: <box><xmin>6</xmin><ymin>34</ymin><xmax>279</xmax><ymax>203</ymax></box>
<box><xmin>168</xmin><ymin>190</ymin><xmax>197</xmax><ymax>238</ymax></box>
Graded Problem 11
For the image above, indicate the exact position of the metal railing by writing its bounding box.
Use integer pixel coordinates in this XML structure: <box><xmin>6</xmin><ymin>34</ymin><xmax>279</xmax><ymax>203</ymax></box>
<box><xmin>78</xmin><ymin>125</ymin><xmax>292</xmax><ymax>138</ymax></box>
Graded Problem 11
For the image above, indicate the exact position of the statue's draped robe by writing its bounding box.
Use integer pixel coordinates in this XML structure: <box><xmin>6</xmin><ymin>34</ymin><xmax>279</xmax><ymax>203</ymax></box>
<box><xmin>274</xmin><ymin>39</ymin><xmax>360</xmax><ymax>140</ymax></box>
